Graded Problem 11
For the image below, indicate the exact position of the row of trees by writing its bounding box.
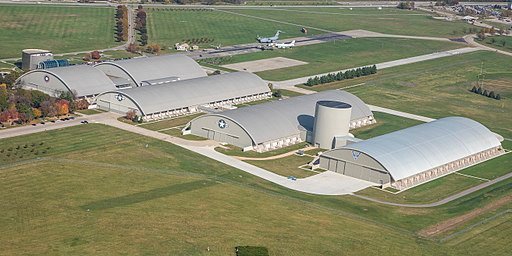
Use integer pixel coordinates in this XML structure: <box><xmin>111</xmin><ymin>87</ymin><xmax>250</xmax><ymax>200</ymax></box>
<box><xmin>136</xmin><ymin>6</ymin><xmax>148</xmax><ymax>46</ymax></box>
<box><xmin>470</xmin><ymin>86</ymin><xmax>501</xmax><ymax>100</ymax></box>
<box><xmin>115</xmin><ymin>5</ymin><xmax>129</xmax><ymax>42</ymax></box>
<box><xmin>477</xmin><ymin>27</ymin><xmax>509</xmax><ymax>40</ymax></box>
<box><xmin>0</xmin><ymin>84</ymin><xmax>89</xmax><ymax>125</ymax></box>
<box><xmin>304</xmin><ymin>65</ymin><xmax>378</xmax><ymax>86</ymax></box>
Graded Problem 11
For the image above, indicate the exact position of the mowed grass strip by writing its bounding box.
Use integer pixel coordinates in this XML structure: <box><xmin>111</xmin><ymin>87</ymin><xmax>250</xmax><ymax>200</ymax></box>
<box><xmin>147</xmin><ymin>8</ymin><xmax>320</xmax><ymax>48</ymax></box>
<box><xmin>0</xmin><ymin>4</ymin><xmax>117</xmax><ymax>58</ymax></box>
<box><xmin>356</xmin><ymin>173</ymin><xmax>484</xmax><ymax>204</ymax></box>
<box><xmin>208</xmin><ymin>37</ymin><xmax>463</xmax><ymax>81</ymax></box>
<box><xmin>225</xmin><ymin>7</ymin><xmax>477</xmax><ymax>37</ymax></box>
<box><xmin>351</xmin><ymin>111</ymin><xmax>424</xmax><ymax>140</ymax></box>
<box><xmin>246</xmin><ymin>155</ymin><xmax>316</xmax><ymax>178</ymax></box>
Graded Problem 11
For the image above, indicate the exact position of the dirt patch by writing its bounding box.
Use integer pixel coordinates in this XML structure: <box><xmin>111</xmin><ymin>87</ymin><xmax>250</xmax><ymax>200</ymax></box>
<box><xmin>398</xmin><ymin>81</ymin><xmax>418</xmax><ymax>87</ymax></box>
<box><xmin>0</xmin><ymin>22</ymin><xmax>24</xmax><ymax>29</ymax></box>
<box><xmin>418</xmin><ymin>195</ymin><xmax>512</xmax><ymax>237</ymax></box>
<box><xmin>222</xmin><ymin>57</ymin><xmax>308</xmax><ymax>73</ymax></box>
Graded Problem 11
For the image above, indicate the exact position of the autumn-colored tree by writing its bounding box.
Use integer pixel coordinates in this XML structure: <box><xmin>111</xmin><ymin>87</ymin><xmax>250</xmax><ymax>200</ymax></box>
<box><xmin>90</xmin><ymin>50</ymin><xmax>101</xmax><ymax>60</ymax></box>
<box><xmin>55</xmin><ymin>99</ymin><xmax>69</xmax><ymax>116</ymax></box>
<box><xmin>145</xmin><ymin>44</ymin><xmax>161</xmax><ymax>54</ymax></box>
<box><xmin>73</xmin><ymin>99</ymin><xmax>89</xmax><ymax>110</ymax></box>
<box><xmin>0</xmin><ymin>83</ymin><xmax>8</xmax><ymax>111</ymax></box>
<box><xmin>41</xmin><ymin>100</ymin><xmax>58</xmax><ymax>117</ymax></box>
<box><xmin>126</xmin><ymin>109</ymin><xmax>137</xmax><ymax>121</ymax></box>
<box><xmin>126</xmin><ymin>43</ymin><xmax>139</xmax><ymax>53</ymax></box>
<box><xmin>83</xmin><ymin>52</ymin><xmax>92</xmax><ymax>61</ymax></box>
<box><xmin>0</xmin><ymin>110</ymin><xmax>10</xmax><ymax>122</ymax></box>
<box><xmin>32</xmin><ymin>108</ymin><xmax>42</xmax><ymax>118</ymax></box>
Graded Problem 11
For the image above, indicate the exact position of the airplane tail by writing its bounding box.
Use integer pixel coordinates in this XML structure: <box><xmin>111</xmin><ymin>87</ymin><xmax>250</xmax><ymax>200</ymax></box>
<box><xmin>291</xmin><ymin>40</ymin><xmax>295</xmax><ymax>45</ymax></box>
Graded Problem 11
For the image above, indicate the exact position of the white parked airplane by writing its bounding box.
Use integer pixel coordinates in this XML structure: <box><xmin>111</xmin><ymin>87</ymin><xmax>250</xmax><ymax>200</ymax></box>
<box><xmin>272</xmin><ymin>40</ymin><xmax>295</xmax><ymax>49</ymax></box>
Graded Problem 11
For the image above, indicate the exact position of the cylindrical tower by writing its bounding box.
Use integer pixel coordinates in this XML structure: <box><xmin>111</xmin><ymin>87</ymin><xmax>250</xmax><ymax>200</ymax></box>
<box><xmin>312</xmin><ymin>100</ymin><xmax>352</xmax><ymax>149</ymax></box>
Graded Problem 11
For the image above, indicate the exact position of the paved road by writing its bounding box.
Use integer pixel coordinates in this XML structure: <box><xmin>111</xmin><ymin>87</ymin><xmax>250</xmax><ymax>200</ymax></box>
<box><xmin>272</xmin><ymin>47</ymin><xmax>480</xmax><ymax>88</ymax></box>
<box><xmin>353</xmin><ymin>171</ymin><xmax>512</xmax><ymax>208</ymax></box>
<box><xmin>368</xmin><ymin>105</ymin><xmax>435</xmax><ymax>122</ymax></box>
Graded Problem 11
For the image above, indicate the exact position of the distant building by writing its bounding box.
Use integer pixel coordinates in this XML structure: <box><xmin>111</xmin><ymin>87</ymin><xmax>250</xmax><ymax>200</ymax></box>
<box><xmin>175</xmin><ymin>43</ymin><xmax>190</xmax><ymax>51</ymax></box>
<box><xmin>22</xmin><ymin>49</ymin><xmax>53</xmax><ymax>71</ymax></box>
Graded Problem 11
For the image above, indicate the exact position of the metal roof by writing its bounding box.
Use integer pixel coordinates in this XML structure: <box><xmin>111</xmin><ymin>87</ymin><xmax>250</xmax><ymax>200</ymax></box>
<box><xmin>324</xmin><ymin>117</ymin><xmax>501</xmax><ymax>181</ymax></box>
<box><xmin>19</xmin><ymin>65</ymin><xmax>117</xmax><ymax>97</ymax></box>
<box><xmin>94</xmin><ymin>54</ymin><xmax>207</xmax><ymax>85</ymax></box>
<box><xmin>96</xmin><ymin>72</ymin><xmax>270</xmax><ymax>115</ymax></box>
<box><xmin>203</xmin><ymin>90</ymin><xmax>373</xmax><ymax>144</ymax></box>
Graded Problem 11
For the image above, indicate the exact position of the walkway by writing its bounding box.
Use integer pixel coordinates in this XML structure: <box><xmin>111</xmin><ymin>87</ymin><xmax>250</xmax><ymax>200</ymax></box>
<box><xmin>233</xmin><ymin>146</ymin><xmax>316</xmax><ymax>161</ymax></box>
<box><xmin>353</xmin><ymin>171</ymin><xmax>512</xmax><ymax>208</ymax></box>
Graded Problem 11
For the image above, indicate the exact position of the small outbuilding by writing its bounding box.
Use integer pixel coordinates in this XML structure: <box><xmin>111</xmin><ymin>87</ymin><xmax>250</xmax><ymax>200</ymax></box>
<box><xmin>319</xmin><ymin>117</ymin><xmax>504</xmax><ymax>190</ymax></box>
<box><xmin>93</xmin><ymin>72</ymin><xmax>271</xmax><ymax>120</ymax></box>
<box><xmin>183</xmin><ymin>90</ymin><xmax>374</xmax><ymax>152</ymax></box>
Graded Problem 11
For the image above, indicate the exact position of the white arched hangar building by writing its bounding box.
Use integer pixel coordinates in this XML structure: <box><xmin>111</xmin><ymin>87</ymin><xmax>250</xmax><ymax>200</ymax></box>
<box><xmin>93</xmin><ymin>72</ymin><xmax>272</xmax><ymax>121</ymax></box>
<box><xmin>183</xmin><ymin>90</ymin><xmax>375</xmax><ymax>152</ymax></box>
<box><xmin>319</xmin><ymin>117</ymin><xmax>504</xmax><ymax>190</ymax></box>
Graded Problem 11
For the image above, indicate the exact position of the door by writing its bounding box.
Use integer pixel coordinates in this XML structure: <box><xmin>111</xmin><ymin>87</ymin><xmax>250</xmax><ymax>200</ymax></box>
<box><xmin>207</xmin><ymin>130</ymin><xmax>215</xmax><ymax>140</ymax></box>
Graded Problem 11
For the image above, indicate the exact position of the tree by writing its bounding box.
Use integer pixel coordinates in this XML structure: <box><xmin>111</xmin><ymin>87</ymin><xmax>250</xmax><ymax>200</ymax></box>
<box><xmin>126</xmin><ymin>109</ymin><xmax>137</xmax><ymax>121</ymax></box>
<box><xmin>41</xmin><ymin>100</ymin><xmax>57</xmax><ymax>117</ymax></box>
<box><xmin>272</xmin><ymin>90</ymin><xmax>282</xmax><ymax>98</ymax></box>
<box><xmin>55</xmin><ymin>99</ymin><xmax>69</xmax><ymax>116</ymax></box>
<box><xmin>483</xmin><ymin>89</ymin><xmax>488</xmax><ymax>97</ymax></box>
<box><xmin>32</xmin><ymin>108</ymin><xmax>42</xmax><ymax>119</ymax></box>
<box><xmin>74</xmin><ymin>99</ymin><xmax>89</xmax><ymax>110</ymax></box>
<box><xmin>495</xmin><ymin>94</ymin><xmax>501</xmax><ymax>100</ymax></box>
<box><xmin>477</xmin><ymin>31</ymin><xmax>486</xmax><ymax>41</ymax></box>
<box><xmin>0</xmin><ymin>83</ymin><xmax>8</xmax><ymax>111</ymax></box>
<box><xmin>489</xmin><ymin>91</ymin><xmax>495</xmax><ymax>98</ymax></box>
<box><xmin>90</xmin><ymin>50</ymin><xmax>101</xmax><ymax>60</ymax></box>
<box><xmin>476</xmin><ymin>87</ymin><xmax>482</xmax><ymax>94</ymax></box>
<box><xmin>470</xmin><ymin>86</ymin><xmax>477</xmax><ymax>92</ymax></box>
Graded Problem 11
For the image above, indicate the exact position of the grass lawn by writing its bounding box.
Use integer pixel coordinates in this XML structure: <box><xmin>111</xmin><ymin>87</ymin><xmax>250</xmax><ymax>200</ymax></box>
<box><xmin>138</xmin><ymin>113</ymin><xmax>204</xmax><ymax>131</ymax></box>
<box><xmin>225</xmin><ymin>7</ymin><xmax>477</xmax><ymax>37</ymax></box>
<box><xmin>76</xmin><ymin>109</ymin><xmax>106</xmax><ymax>115</ymax></box>
<box><xmin>356</xmin><ymin>173</ymin><xmax>484</xmax><ymax>204</ymax></box>
<box><xmin>0</xmin><ymin>4</ymin><xmax>117</xmax><ymax>59</ymax></box>
<box><xmin>351</xmin><ymin>112</ymin><xmax>424</xmax><ymax>140</ymax></box>
<box><xmin>202</xmin><ymin>37</ymin><xmax>463</xmax><ymax>81</ymax></box>
<box><xmin>481</xmin><ymin>36</ymin><xmax>512</xmax><ymax>53</ymax></box>
<box><xmin>215</xmin><ymin>142</ymin><xmax>310</xmax><ymax>158</ymax></box>
<box><xmin>459</xmin><ymin>153</ymin><xmax>512</xmax><ymax>180</ymax></box>
<box><xmin>146</xmin><ymin>8</ymin><xmax>322</xmax><ymax>49</ymax></box>
<box><xmin>1</xmin><ymin>124</ymin><xmax>512</xmax><ymax>254</ymax></box>
<box><xmin>246</xmin><ymin>155</ymin><xmax>316</xmax><ymax>178</ymax></box>
<box><xmin>302</xmin><ymin>51</ymin><xmax>512</xmax><ymax>139</ymax></box>
<box><xmin>161</xmin><ymin>127</ymin><xmax>207</xmax><ymax>141</ymax></box>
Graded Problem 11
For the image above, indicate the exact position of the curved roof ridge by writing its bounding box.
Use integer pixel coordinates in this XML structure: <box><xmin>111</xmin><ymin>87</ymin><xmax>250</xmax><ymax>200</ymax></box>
<box><xmin>337</xmin><ymin>117</ymin><xmax>500</xmax><ymax>181</ymax></box>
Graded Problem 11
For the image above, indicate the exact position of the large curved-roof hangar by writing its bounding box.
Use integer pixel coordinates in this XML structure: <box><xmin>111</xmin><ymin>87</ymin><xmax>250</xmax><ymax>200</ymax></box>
<box><xmin>94</xmin><ymin>54</ymin><xmax>207</xmax><ymax>87</ymax></box>
<box><xmin>184</xmin><ymin>90</ymin><xmax>375</xmax><ymax>152</ymax></box>
<box><xmin>16</xmin><ymin>65</ymin><xmax>117</xmax><ymax>98</ymax></box>
<box><xmin>93</xmin><ymin>72</ymin><xmax>272</xmax><ymax>119</ymax></box>
<box><xmin>320</xmin><ymin>117</ymin><xmax>504</xmax><ymax>190</ymax></box>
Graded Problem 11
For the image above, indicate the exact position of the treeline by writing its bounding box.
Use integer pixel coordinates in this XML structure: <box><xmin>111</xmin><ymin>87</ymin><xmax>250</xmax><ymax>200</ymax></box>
<box><xmin>0</xmin><ymin>81</ymin><xmax>89</xmax><ymax>125</ymax></box>
<box><xmin>470</xmin><ymin>86</ymin><xmax>501</xmax><ymax>100</ymax></box>
<box><xmin>304</xmin><ymin>65</ymin><xmax>377</xmax><ymax>86</ymax></box>
<box><xmin>115</xmin><ymin>5</ymin><xmax>129</xmax><ymax>42</ymax></box>
<box><xmin>136</xmin><ymin>5</ymin><xmax>148</xmax><ymax>46</ymax></box>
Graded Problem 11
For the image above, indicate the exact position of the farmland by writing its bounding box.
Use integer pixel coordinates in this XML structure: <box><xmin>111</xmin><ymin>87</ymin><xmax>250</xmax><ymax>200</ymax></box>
<box><xmin>0</xmin><ymin>4</ymin><xmax>117</xmax><ymax>59</ymax></box>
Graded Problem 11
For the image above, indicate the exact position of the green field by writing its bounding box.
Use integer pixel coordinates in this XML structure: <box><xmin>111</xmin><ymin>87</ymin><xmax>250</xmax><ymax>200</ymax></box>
<box><xmin>301</xmin><ymin>51</ymin><xmax>512</xmax><ymax>139</ymax></box>
<box><xmin>351</xmin><ymin>112</ymin><xmax>424</xmax><ymax>140</ymax></box>
<box><xmin>147</xmin><ymin>8</ymin><xmax>322</xmax><ymax>48</ymax></box>
<box><xmin>1</xmin><ymin>124</ymin><xmax>512</xmax><ymax>254</ymax></box>
<box><xmin>202</xmin><ymin>37</ymin><xmax>463</xmax><ymax>81</ymax></box>
<box><xmin>0</xmin><ymin>4</ymin><xmax>117</xmax><ymax>59</ymax></box>
<box><xmin>138</xmin><ymin>113</ymin><xmax>204</xmax><ymax>131</ymax></box>
<box><xmin>225</xmin><ymin>7</ymin><xmax>477</xmax><ymax>37</ymax></box>
<box><xmin>246</xmin><ymin>154</ymin><xmax>316</xmax><ymax>178</ymax></box>
<box><xmin>481</xmin><ymin>36</ymin><xmax>512</xmax><ymax>53</ymax></box>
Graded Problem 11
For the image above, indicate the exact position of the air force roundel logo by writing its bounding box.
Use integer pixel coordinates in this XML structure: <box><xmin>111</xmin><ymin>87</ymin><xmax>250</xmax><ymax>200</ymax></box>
<box><xmin>218</xmin><ymin>119</ymin><xmax>227</xmax><ymax>129</ymax></box>
<box><xmin>352</xmin><ymin>150</ymin><xmax>361</xmax><ymax>160</ymax></box>
<box><xmin>44</xmin><ymin>75</ymin><xmax>50</xmax><ymax>82</ymax></box>
<box><xmin>115</xmin><ymin>94</ymin><xmax>124</xmax><ymax>102</ymax></box>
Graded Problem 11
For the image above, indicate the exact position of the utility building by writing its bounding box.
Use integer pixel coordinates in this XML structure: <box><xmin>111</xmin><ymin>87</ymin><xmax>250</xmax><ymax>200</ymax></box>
<box><xmin>94</xmin><ymin>54</ymin><xmax>207</xmax><ymax>88</ymax></box>
<box><xmin>319</xmin><ymin>117</ymin><xmax>504</xmax><ymax>190</ymax></box>
<box><xmin>21</xmin><ymin>49</ymin><xmax>53</xmax><ymax>71</ymax></box>
<box><xmin>184</xmin><ymin>90</ymin><xmax>374</xmax><ymax>152</ymax></box>
<box><xmin>94</xmin><ymin>72</ymin><xmax>271</xmax><ymax>120</ymax></box>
